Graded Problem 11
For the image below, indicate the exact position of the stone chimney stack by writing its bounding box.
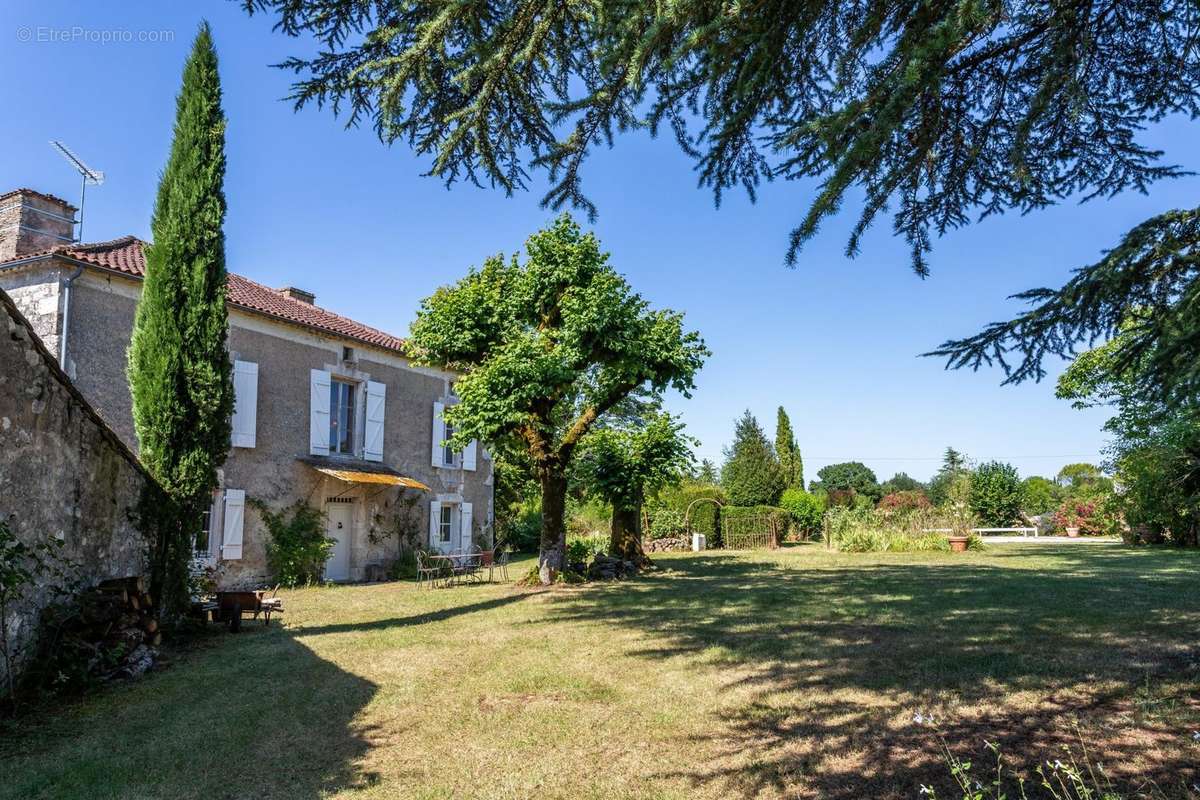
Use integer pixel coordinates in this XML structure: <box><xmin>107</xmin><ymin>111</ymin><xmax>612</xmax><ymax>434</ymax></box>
<box><xmin>0</xmin><ymin>189</ymin><xmax>77</xmax><ymax>261</ymax></box>
<box><xmin>277</xmin><ymin>286</ymin><xmax>316</xmax><ymax>305</ymax></box>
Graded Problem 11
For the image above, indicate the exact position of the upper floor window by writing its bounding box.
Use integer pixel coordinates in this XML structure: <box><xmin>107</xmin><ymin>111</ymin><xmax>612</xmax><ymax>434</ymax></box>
<box><xmin>443</xmin><ymin>420</ymin><xmax>458</xmax><ymax>467</ymax></box>
<box><xmin>329</xmin><ymin>378</ymin><xmax>357</xmax><ymax>456</ymax></box>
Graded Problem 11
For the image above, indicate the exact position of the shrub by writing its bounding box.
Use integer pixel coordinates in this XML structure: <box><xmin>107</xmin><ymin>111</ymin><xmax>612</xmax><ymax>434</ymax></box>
<box><xmin>877</xmin><ymin>490</ymin><xmax>931</xmax><ymax>514</ymax></box>
<box><xmin>969</xmin><ymin>461</ymin><xmax>1023</xmax><ymax>526</ymax></box>
<box><xmin>779</xmin><ymin>488</ymin><xmax>824</xmax><ymax>539</ymax></box>
<box><xmin>566</xmin><ymin>533</ymin><xmax>607</xmax><ymax>564</ymax></box>
<box><xmin>646</xmin><ymin>508</ymin><xmax>686</xmax><ymax>540</ymax></box>
<box><xmin>254</xmin><ymin>501</ymin><xmax>333</xmax><ymax>587</ymax></box>
<box><xmin>1051</xmin><ymin>497</ymin><xmax>1121</xmax><ymax>536</ymax></box>
<box><xmin>566</xmin><ymin>498</ymin><xmax>610</xmax><ymax>537</ymax></box>
<box><xmin>497</xmin><ymin>497</ymin><xmax>541</xmax><ymax>552</ymax></box>
<box><xmin>823</xmin><ymin>506</ymin><xmax>983</xmax><ymax>553</ymax></box>
<box><xmin>645</xmin><ymin>481</ymin><xmax>725</xmax><ymax>539</ymax></box>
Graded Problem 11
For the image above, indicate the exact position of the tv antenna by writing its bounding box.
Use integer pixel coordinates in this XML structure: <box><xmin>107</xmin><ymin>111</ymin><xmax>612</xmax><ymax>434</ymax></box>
<box><xmin>50</xmin><ymin>140</ymin><xmax>104</xmax><ymax>242</ymax></box>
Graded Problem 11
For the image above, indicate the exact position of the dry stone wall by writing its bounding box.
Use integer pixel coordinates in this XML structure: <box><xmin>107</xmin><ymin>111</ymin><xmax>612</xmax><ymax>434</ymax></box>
<box><xmin>0</xmin><ymin>287</ymin><xmax>156</xmax><ymax>685</ymax></box>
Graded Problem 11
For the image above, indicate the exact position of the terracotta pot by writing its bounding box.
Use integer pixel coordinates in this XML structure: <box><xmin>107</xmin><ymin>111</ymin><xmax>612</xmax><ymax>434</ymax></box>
<box><xmin>948</xmin><ymin>535</ymin><xmax>969</xmax><ymax>553</ymax></box>
<box><xmin>1066</xmin><ymin>527</ymin><xmax>1080</xmax><ymax>538</ymax></box>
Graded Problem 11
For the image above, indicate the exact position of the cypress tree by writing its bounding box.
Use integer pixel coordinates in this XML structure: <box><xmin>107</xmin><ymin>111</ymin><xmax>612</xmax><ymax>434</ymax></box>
<box><xmin>127</xmin><ymin>21</ymin><xmax>234</xmax><ymax>611</ymax></box>
<box><xmin>721</xmin><ymin>411</ymin><xmax>785</xmax><ymax>507</ymax></box>
<box><xmin>775</xmin><ymin>406</ymin><xmax>804</xmax><ymax>489</ymax></box>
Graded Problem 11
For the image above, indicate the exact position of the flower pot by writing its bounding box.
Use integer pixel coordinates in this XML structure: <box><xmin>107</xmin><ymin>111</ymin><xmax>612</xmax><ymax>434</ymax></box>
<box><xmin>948</xmin><ymin>535</ymin><xmax>969</xmax><ymax>553</ymax></box>
<box><xmin>1066</xmin><ymin>527</ymin><xmax>1080</xmax><ymax>538</ymax></box>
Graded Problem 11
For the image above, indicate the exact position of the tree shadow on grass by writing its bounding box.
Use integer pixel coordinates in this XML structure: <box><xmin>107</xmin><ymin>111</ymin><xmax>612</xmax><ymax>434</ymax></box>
<box><xmin>550</xmin><ymin>547</ymin><xmax>1200</xmax><ymax>799</ymax></box>
<box><xmin>0</xmin><ymin>625</ymin><xmax>381</xmax><ymax>800</ymax></box>
<box><xmin>296</xmin><ymin>590</ymin><xmax>536</xmax><ymax>636</ymax></box>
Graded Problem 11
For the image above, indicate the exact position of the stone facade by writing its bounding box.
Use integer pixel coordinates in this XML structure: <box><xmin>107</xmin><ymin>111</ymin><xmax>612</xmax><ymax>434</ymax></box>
<box><xmin>0</xmin><ymin>287</ymin><xmax>156</xmax><ymax>684</ymax></box>
<box><xmin>1</xmin><ymin>257</ymin><xmax>494</xmax><ymax>588</ymax></box>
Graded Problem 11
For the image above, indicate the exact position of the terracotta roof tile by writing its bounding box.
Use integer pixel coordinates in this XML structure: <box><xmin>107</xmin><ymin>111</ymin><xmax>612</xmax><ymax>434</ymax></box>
<box><xmin>1</xmin><ymin>236</ymin><xmax>407</xmax><ymax>354</ymax></box>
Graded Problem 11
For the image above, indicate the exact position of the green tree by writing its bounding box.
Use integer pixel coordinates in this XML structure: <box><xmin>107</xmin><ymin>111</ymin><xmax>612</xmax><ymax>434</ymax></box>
<box><xmin>779</xmin><ymin>487</ymin><xmax>824</xmax><ymax>540</ymax></box>
<box><xmin>928</xmin><ymin>447</ymin><xmax>971</xmax><ymax>506</ymax></box>
<box><xmin>880</xmin><ymin>472</ymin><xmax>924</xmax><ymax>495</ymax></box>
<box><xmin>721</xmin><ymin>411</ymin><xmax>785</xmax><ymax>507</ymax></box>
<box><xmin>127</xmin><ymin>22</ymin><xmax>234</xmax><ymax>613</ymax></box>
<box><xmin>775</xmin><ymin>407</ymin><xmax>802</xmax><ymax>489</ymax></box>
<box><xmin>408</xmin><ymin>215</ymin><xmax>707</xmax><ymax>582</ymax></box>
<box><xmin>1020</xmin><ymin>477</ymin><xmax>1061</xmax><ymax>516</ymax></box>
<box><xmin>576</xmin><ymin>413</ymin><xmax>695</xmax><ymax>563</ymax></box>
<box><xmin>969</xmin><ymin>461</ymin><xmax>1023</xmax><ymax>527</ymax></box>
<box><xmin>695</xmin><ymin>459</ymin><xmax>718</xmax><ymax>485</ymax></box>
<box><xmin>812</xmin><ymin>462</ymin><xmax>880</xmax><ymax>503</ymax></box>
<box><xmin>1057</xmin><ymin>326</ymin><xmax>1200</xmax><ymax>545</ymax></box>
<box><xmin>247</xmin><ymin>2</ymin><xmax>1200</xmax><ymax>397</ymax></box>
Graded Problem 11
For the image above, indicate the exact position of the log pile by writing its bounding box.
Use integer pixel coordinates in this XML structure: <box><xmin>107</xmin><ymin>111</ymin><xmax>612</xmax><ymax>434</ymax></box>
<box><xmin>586</xmin><ymin>554</ymin><xmax>639</xmax><ymax>580</ymax></box>
<box><xmin>645</xmin><ymin>536</ymin><xmax>689</xmax><ymax>552</ymax></box>
<box><xmin>51</xmin><ymin>576</ymin><xmax>161</xmax><ymax>681</ymax></box>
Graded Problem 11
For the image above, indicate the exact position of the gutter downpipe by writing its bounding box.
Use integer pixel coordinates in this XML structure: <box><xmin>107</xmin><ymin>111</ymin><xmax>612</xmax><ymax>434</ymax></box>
<box><xmin>59</xmin><ymin>264</ymin><xmax>85</xmax><ymax>367</ymax></box>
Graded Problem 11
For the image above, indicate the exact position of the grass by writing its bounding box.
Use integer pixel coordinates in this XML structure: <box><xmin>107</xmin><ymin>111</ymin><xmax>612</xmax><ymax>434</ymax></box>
<box><xmin>2</xmin><ymin>544</ymin><xmax>1199</xmax><ymax>799</ymax></box>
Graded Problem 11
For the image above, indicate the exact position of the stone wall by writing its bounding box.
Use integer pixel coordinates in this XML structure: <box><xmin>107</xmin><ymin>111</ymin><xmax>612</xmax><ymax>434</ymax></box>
<box><xmin>0</xmin><ymin>287</ymin><xmax>156</xmax><ymax>686</ymax></box>
<box><xmin>0</xmin><ymin>264</ymin><xmax>65</xmax><ymax>360</ymax></box>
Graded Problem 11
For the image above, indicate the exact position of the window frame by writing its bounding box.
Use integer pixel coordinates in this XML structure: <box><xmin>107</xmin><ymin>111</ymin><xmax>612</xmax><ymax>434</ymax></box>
<box><xmin>194</xmin><ymin>490</ymin><xmax>222</xmax><ymax>561</ymax></box>
<box><xmin>329</xmin><ymin>377</ymin><xmax>358</xmax><ymax>457</ymax></box>
<box><xmin>438</xmin><ymin>504</ymin><xmax>454</xmax><ymax>543</ymax></box>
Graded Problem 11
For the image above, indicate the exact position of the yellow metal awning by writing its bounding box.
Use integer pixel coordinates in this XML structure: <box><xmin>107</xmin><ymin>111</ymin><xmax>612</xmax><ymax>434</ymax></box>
<box><xmin>311</xmin><ymin>466</ymin><xmax>431</xmax><ymax>491</ymax></box>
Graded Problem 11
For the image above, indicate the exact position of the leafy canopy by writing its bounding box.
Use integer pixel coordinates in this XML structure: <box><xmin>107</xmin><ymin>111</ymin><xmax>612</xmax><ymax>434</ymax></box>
<box><xmin>408</xmin><ymin>214</ymin><xmax>708</xmax><ymax>466</ymax></box>
<box><xmin>969</xmin><ymin>461</ymin><xmax>1023</xmax><ymax>527</ymax></box>
<box><xmin>813</xmin><ymin>462</ymin><xmax>880</xmax><ymax>502</ymax></box>
<box><xmin>576</xmin><ymin>413</ymin><xmax>695</xmax><ymax>510</ymax></box>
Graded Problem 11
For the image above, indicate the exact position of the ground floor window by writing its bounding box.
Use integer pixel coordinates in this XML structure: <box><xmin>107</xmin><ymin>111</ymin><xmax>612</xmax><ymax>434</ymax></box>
<box><xmin>439</xmin><ymin>504</ymin><xmax>453</xmax><ymax>543</ymax></box>
<box><xmin>195</xmin><ymin>491</ymin><xmax>221</xmax><ymax>558</ymax></box>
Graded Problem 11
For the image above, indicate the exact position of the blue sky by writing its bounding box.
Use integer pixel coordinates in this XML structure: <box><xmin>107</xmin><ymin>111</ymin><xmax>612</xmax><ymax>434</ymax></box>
<box><xmin>3</xmin><ymin>2</ymin><xmax>1196</xmax><ymax>482</ymax></box>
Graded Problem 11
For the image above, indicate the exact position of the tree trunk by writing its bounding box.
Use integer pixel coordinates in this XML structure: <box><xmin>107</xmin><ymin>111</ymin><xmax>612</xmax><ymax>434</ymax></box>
<box><xmin>609</xmin><ymin>502</ymin><xmax>652</xmax><ymax>567</ymax></box>
<box><xmin>537</xmin><ymin>469</ymin><xmax>568</xmax><ymax>584</ymax></box>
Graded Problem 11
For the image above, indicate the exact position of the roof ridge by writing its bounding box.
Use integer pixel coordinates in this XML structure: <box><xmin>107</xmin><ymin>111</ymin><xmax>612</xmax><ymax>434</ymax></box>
<box><xmin>70</xmin><ymin>235</ymin><xmax>144</xmax><ymax>251</ymax></box>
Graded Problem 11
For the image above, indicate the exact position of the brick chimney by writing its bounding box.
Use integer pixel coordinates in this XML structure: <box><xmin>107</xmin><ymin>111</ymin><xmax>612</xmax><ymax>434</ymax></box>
<box><xmin>0</xmin><ymin>189</ymin><xmax>77</xmax><ymax>261</ymax></box>
<box><xmin>277</xmin><ymin>286</ymin><xmax>315</xmax><ymax>304</ymax></box>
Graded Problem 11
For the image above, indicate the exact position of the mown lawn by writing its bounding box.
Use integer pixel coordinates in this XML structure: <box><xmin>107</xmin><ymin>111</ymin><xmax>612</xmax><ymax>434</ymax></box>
<box><xmin>2</xmin><ymin>544</ymin><xmax>1199</xmax><ymax>799</ymax></box>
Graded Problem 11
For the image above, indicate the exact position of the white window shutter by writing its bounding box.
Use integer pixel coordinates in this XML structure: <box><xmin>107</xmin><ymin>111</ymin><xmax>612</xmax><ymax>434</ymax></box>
<box><xmin>462</xmin><ymin>440</ymin><xmax>477</xmax><ymax>472</ymax></box>
<box><xmin>460</xmin><ymin>502</ymin><xmax>474</xmax><ymax>550</ymax></box>
<box><xmin>428</xmin><ymin>500</ymin><xmax>442</xmax><ymax>547</ymax></box>
<box><xmin>309</xmin><ymin>369</ymin><xmax>331</xmax><ymax>456</ymax></box>
<box><xmin>231</xmin><ymin>360</ymin><xmax>258</xmax><ymax>448</ymax></box>
<box><xmin>364</xmin><ymin>381</ymin><xmax>386</xmax><ymax>462</ymax></box>
<box><xmin>221</xmin><ymin>489</ymin><xmax>245</xmax><ymax>560</ymax></box>
<box><xmin>431</xmin><ymin>401</ymin><xmax>445</xmax><ymax>467</ymax></box>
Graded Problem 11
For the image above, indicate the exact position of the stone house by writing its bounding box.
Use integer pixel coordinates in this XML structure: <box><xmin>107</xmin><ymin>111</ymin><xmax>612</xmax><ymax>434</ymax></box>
<box><xmin>0</xmin><ymin>188</ymin><xmax>493</xmax><ymax>586</ymax></box>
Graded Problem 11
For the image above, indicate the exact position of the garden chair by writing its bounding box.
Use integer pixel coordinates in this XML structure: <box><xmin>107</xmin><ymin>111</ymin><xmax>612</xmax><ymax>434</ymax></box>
<box><xmin>416</xmin><ymin>550</ymin><xmax>442</xmax><ymax>589</ymax></box>
<box><xmin>494</xmin><ymin>549</ymin><xmax>510</xmax><ymax>582</ymax></box>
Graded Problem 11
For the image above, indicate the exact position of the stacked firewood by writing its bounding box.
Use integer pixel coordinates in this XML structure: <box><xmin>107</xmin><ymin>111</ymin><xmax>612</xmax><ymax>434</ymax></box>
<box><xmin>63</xmin><ymin>576</ymin><xmax>160</xmax><ymax>680</ymax></box>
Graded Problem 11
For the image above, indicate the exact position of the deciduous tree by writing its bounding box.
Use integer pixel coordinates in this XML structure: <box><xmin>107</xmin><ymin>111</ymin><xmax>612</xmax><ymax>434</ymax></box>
<box><xmin>812</xmin><ymin>462</ymin><xmax>880</xmax><ymax>503</ymax></box>
<box><xmin>969</xmin><ymin>461</ymin><xmax>1023</xmax><ymax>527</ymax></box>
<box><xmin>576</xmin><ymin>413</ymin><xmax>695</xmax><ymax>564</ymax></box>
<box><xmin>408</xmin><ymin>216</ymin><xmax>707</xmax><ymax>582</ymax></box>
